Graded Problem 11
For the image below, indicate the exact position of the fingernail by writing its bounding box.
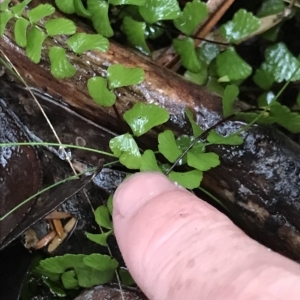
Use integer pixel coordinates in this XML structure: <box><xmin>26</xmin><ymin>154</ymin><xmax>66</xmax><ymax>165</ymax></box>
<box><xmin>113</xmin><ymin>172</ymin><xmax>177</xmax><ymax>218</ymax></box>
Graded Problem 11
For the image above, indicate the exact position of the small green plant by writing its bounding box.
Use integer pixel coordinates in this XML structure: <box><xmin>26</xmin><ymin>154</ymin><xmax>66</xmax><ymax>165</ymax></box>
<box><xmin>1</xmin><ymin>0</ymin><xmax>300</xmax><ymax>297</ymax></box>
<box><xmin>34</xmin><ymin>197</ymin><xmax>119</xmax><ymax>294</ymax></box>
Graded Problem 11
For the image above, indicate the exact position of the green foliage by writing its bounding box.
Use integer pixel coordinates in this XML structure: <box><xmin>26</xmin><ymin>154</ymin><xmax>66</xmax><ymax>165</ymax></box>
<box><xmin>27</xmin><ymin>4</ymin><xmax>55</xmax><ymax>24</ymax></box>
<box><xmin>74</xmin><ymin>0</ymin><xmax>91</xmax><ymax>18</ymax></box>
<box><xmin>257</xmin><ymin>0</ymin><xmax>285</xmax><ymax>17</ymax></box>
<box><xmin>207</xmin><ymin>130</ymin><xmax>244</xmax><ymax>145</ymax></box>
<box><xmin>256</xmin><ymin>43</ymin><xmax>300</xmax><ymax>83</ymax></box>
<box><xmin>158</xmin><ymin>130</ymin><xmax>182</xmax><ymax>163</ymax></box>
<box><xmin>85</xmin><ymin>231</ymin><xmax>112</xmax><ymax>246</ymax></box>
<box><xmin>109</xmin><ymin>0</ymin><xmax>146</xmax><ymax>5</ymax></box>
<box><xmin>220</xmin><ymin>9</ymin><xmax>260</xmax><ymax>43</ymax></box>
<box><xmin>0</xmin><ymin>0</ymin><xmax>11</xmax><ymax>11</ymax></box>
<box><xmin>216</xmin><ymin>47</ymin><xmax>252</xmax><ymax>81</ymax></box>
<box><xmin>123</xmin><ymin>103</ymin><xmax>169</xmax><ymax>136</ymax></box>
<box><xmin>109</xmin><ymin>133</ymin><xmax>141</xmax><ymax>169</ymax></box>
<box><xmin>121</xmin><ymin>16</ymin><xmax>150</xmax><ymax>55</ymax></box>
<box><xmin>94</xmin><ymin>206</ymin><xmax>112</xmax><ymax>230</ymax></box>
<box><xmin>0</xmin><ymin>11</ymin><xmax>14</xmax><ymax>36</ymax></box>
<box><xmin>107</xmin><ymin>64</ymin><xmax>145</xmax><ymax>89</ymax></box>
<box><xmin>61</xmin><ymin>270</ymin><xmax>78</xmax><ymax>289</ymax></box>
<box><xmin>67</xmin><ymin>33</ymin><xmax>109</xmax><ymax>54</ymax></box>
<box><xmin>83</xmin><ymin>254</ymin><xmax>118</xmax><ymax>271</ymax></box>
<box><xmin>11</xmin><ymin>0</ymin><xmax>32</xmax><ymax>16</ymax></box>
<box><xmin>139</xmin><ymin>0</ymin><xmax>180</xmax><ymax>24</ymax></box>
<box><xmin>196</xmin><ymin>42</ymin><xmax>220</xmax><ymax>66</ymax></box>
<box><xmin>87</xmin><ymin>77</ymin><xmax>116</xmax><ymax>107</ymax></box>
<box><xmin>222</xmin><ymin>84</ymin><xmax>239</xmax><ymax>117</ymax></box>
<box><xmin>187</xmin><ymin>151</ymin><xmax>220</xmax><ymax>171</ymax></box>
<box><xmin>38</xmin><ymin>252</ymin><xmax>118</xmax><ymax>289</ymax></box>
<box><xmin>87</xmin><ymin>0</ymin><xmax>113</xmax><ymax>37</ymax></box>
<box><xmin>269</xmin><ymin>102</ymin><xmax>300</xmax><ymax>133</ymax></box>
<box><xmin>173</xmin><ymin>37</ymin><xmax>202</xmax><ymax>73</ymax></box>
<box><xmin>173</xmin><ymin>0</ymin><xmax>208</xmax><ymax>36</ymax></box>
<box><xmin>55</xmin><ymin>0</ymin><xmax>75</xmax><ymax>14</ymax></box>
<box><xmin>168</xmin><ymin>170</ymin><xmax>203</xmax><ymax>189</ymax></box>
<box><xmin>253</xmin><ymin>68</ymin><xmax>274</xmax><ymax>90</ymax></box>
<box><xmin>185</xmin><ymin>107</ymin><xmax>203</xmax><ymax>137</ymax></box>
<box><xmin>140</xmin><ymin>150</ymin><xmax>161</xmax><ymax>172</ymax></box>
<box><xmin>14</xmin><ymin>18</ymin><xmax>29</xmax><ymax>47</ymax></box>
<box><xmin>26</xmin><ymin>27</ymin><xmax>47</xmax><ymax>63</ymax></box>
<box><xmin>107</xmin><ymin>194</ymin><xmax>113</xmax><ymax>215</ymax></box>
<box><xmin>119</xmin><ymin>268</ymin><xmax>135</xmax><ymax>286</ymax></box>
<box><xmin>45</xmin><ymin>18</ymin><xmax>76</xmax><ymax>36</ymax></box>
<box><xmin>48</xmin><ymin>47</ymin><xmax>76</xmax><ymax>79</ymax></box>
<box><xmin>184</xmin><ymin>69</ymin><xmax>207</xmax><ymax>86</ymax></box>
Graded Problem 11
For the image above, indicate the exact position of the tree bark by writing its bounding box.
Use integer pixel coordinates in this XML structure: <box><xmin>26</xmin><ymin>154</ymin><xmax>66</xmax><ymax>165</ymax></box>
<box><xmin>1</xmin><ymin>3</ymin><xmax>300</xmax><ymax>261</ymax></box>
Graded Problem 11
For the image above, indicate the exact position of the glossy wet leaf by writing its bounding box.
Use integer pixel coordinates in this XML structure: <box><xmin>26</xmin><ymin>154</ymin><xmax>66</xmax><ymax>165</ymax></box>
<box><xmin>26</xmin><ymin>27</ymin><xmax>47</xmax><ymax>63</ymax></box>
<box><xmin>27</xmin><ymin>4</ymin><xmax>55</xmax><ymax>24</ymax></box>
<box><xmin>121</xmin><ymin>16</ymin><xmax>150</xmax><ymax>55</ymax></box>
<box><xmin>270</xmin><ymin>102</ymin><xmax>300</xmax><ymax>133</ymax></box>
<box><xmin>259</xmin><ymin>42</ymin><xmax>300</xmax><ymax>82</ymax></box>
<box><xmin>94</xmin><ymin>205</ymin><xmax>112</xmax><ymax>229</ymax></box>
<box><xmin>216</xmin><ymin>47</ymin><xmax>252</xmax><ymax>81</ymax></box>
<box><xmin>87</xmin><ymin>77</ymin><xmax>116</xmax><ymax>107</ymax></box>
<box><xmin>11</xmin><ymin>0</ymin><xmax>32</xmax><ymax>16</ymax></box>
<box><xmin>158</xmin><ymin>130</ymin><xmax>182</xmax><ymax>163</ymax></box>
<box><xmin>176</xmin><ymin>135</ymin><xmax>205</xmax><ymax>154</ymax></box>
<box><xmin>85</xmin><ymin>231</ymin><xmax>112</xmax><ymax>246</ymax></box>
<box><xmin>49</xmin><ymin>47</ymin><xmax>76</xmax><ymax>79</ymax></box>
<box><xmin>123</xmin><ymin>103</ymin><xmax>169</xmax><ymax>136</ymax></box>
<box><xmin>196</xmin><ymin>42</ymin><xmax>220</xmax><ymax>65</ymax></box>
<box><xmin>140</xmin><ymin>150</ymin><xmax>161</xmax><ymax>172</ymax></box>
<box><xmin>55</xmin><ymin>0</ymin><xmax>75</xmax><ymax>14</ymax></box>
<box><xmin>0</xmin><ymin>11</ymin><xmax>13</xmax><ymax>37</ymax></box>
<box><xmin>74</xmin><ymin>0</ymin><xmax>91</xmax><ymax>18</ymax></box>
<box><xmin>187</xmin><ymin>151</ymin><xmax>220</xmax><ymax>171</ymax></box>
<box><xmin>107</xmin><ymin>64</ymin><xmax>145</xmax><ymax>89</ymax></box>
<box><xmin>14</xmin><ymin>17</ymin><xmax>29</xmax><ymax>47</ymax></box>
<box><xmin>109</xmin><ymin>0</ymin><xmax>146</xmax><ymax>5</ymax></box>
<box><xmin>173</xmin><ymin>37</ymin><xmax>202</xmax><ymax>73</ymax></box>
<box><xmin>139</xmin><ymin>0</ymin><xmax>180</xmax><ymax>24</ymax></box>
<box><xmin>257</xmin><ymin>91</ymin><xmax>275</xmax><ymax>107</ymax></box>
<box><xmin>109</xmin><ymin>133</ymin><xmax>141</xmax><ymax>169</ymax></box>
<box><xmin>207</xmin><ymin>130</ymin><xmax>244</xmax><ymax>145</ymax></box>
<box><xmin>257</xmin><ymin>0</ymin><xmax>285</xmax><ymax>17</ymax></box>
<box><xmin>220</xmin><ymin>9</ymin><xmax>260</xmax><ymax>42</ymax></box>
<box><xmin>45</xmin><ymin>18</ymin><xmax>76</xmax><ymax>36</ymax></box>
<box><xmin>185</xmin><ymin>107</ymin><xmax>203</xmax><ymax>137</ymax></box>
<box><xmin>174</xmin><ymin>0</ymin><xmax>208</xmax><ymax>36</ymax></box>
<box><xmin>87</xmin><ymin>0</ymin><xmax>113</xmax><ymax>37</ymax></box>
<box><xmin>67</xmin><ymin>33</ymin><xmax>109</xmax><ymax>54</ymax></box>
<box><xmin>61</xmin><ymin>270</ymin><xmax>78</xmax><ymax>289</ymax></box>
<box><xmin>83</xmin><ymin>254</ymin><xmax>118</xmax><ymax>271</ymax></box>
<box><xmin>222</xmin><ymin>84</ymin><xmax>239</xmax><ymax>117</ymax></box>
<box><xmin>168</xmin><ymin>170</ymin><xmax>203</xmax><ymax>189</ymax></box>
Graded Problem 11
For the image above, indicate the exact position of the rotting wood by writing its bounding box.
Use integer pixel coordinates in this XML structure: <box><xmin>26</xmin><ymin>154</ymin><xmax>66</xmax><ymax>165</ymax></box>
<box><xmin>1</xmin><ymin>4</ymin><xmax>300</xmax><ymax>261</ymax></box>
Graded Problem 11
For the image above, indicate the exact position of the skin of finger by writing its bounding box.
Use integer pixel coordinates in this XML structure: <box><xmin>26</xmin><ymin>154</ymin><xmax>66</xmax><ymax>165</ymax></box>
<box><xmin>113</xmin><ymin>173</ymin><xmax>300</xmax><ymax>300</ymax></box>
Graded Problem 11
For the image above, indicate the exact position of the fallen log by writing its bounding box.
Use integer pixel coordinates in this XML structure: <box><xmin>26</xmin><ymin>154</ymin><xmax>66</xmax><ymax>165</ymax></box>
<box><xmin>1</xmin><ymin>2</ymin><xmax>300</xmax><ymax>261</ymax></box>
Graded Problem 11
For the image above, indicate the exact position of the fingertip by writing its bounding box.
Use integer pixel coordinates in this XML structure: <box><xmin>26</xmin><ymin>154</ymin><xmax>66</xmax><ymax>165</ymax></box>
<box><xmin>113</xmin><ymin>172</ymin><xmax>178</xmax><ymax>218</ymax></box>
